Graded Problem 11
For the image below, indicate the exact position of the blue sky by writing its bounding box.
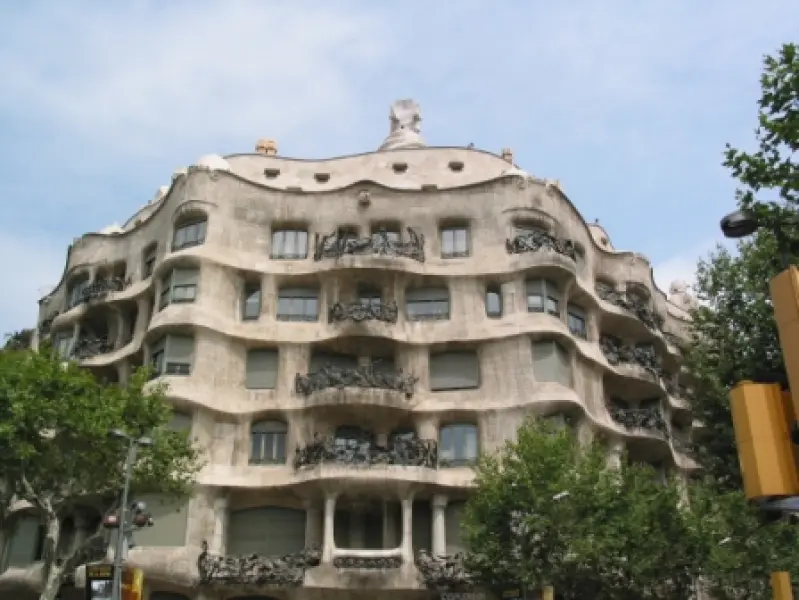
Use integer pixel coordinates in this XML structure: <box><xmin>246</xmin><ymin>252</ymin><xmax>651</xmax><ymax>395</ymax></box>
<box><xmin>0</xmin><ymin>1</ymin><xmax>796</xmax><ymax>336</ymax></box>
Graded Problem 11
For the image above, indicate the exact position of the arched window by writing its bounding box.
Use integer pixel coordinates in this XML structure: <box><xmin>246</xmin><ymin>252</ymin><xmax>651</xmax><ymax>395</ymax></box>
<box><xmin>439</xmin><ymin>424</ymin><xmax>478</xmax><ymax>467</ymax></box>
<box><xmin>172</xmin><ymin>213</ymin><xmax>207</xmax><ymax>251</ymax></box>
<box><xmin>250</xmin><ymin>420</ymin><xmax>288</xmax><ymax>465</ymax></box>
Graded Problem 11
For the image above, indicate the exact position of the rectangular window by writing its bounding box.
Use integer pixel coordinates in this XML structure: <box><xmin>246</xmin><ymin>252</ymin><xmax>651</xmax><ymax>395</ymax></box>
<box><xmin>440</xmin><ymin>226</ymin><xmax>470</xmax><ymax>258</ymax></box>
<box><xmin>68</xmin><ymin>281</ymin><xmax>88</xmax><ymax>309</ymax></box>
<box><xmin>526</xmin><ymin>279</ymin><xmax>560</xmax><ymax>316</ymax></box>
<box><xmin>160</xmin><ymin>268</ymin><xmax>199</xmax><ymax>309</ymax></box>
<box><xmin>53</xmin><ymin>332</ymin><xmax>72</xmax><ymax>359</ymax></box>
<box><xmin>439</xmin><ymin>425</ymin><xmax>479</xmax><ymax>467</ymax></box>
<box><xmin>486</xmin><ymin>288</ymin><xmax>502</xmax><ymax>318</ymax></box>
<box><xmin>532</xmin><ymin>340</ymin><xmax>571</xmax><ymax>387</ymax></box>
<box><xmin>251</xmin><ymin>421</ymin><xmax>288</xmax><ymax>464</ymax></box>
<box><xmin>276</xmin><ymin>288</ymin><xmax>319</xmax><ymax>321</ymax></box>
<box><xmin>246</xmin><ymin>349</ymin><xmax>279</xmax><ymax>389</ymax></box>
<box><xmin>309</xmin><ymin>352</ymin><xmax>359</xmax><ymax>373</ymax></box>
<box><xmin>143</xmin><ymin>246</ymin><xmax>157</xmax><ymax>278</ymax></box>
<box><xmin>358</xmin><ymin>286</ymin><xmax>382</xmax><ymax>308</ymax></box>
<box><xmin>271</xmin><ymin>229</ymin><xmax>308</xmax><ymax>259</ymax></box>
<box><xmin>243</xmin><ymin>283</ymin><xmax>262</xmax><ymax>321</ymax></box>
<box><xmin>168</xmin><ymin>411</ymin><xmax>192</xmax><ymax>432</ymax></box>
<box><xmin>172</xmin><ymin>220</ymin><xmax>207</xmax><ymax>251</ymax></box>
<box><xmin>430</xmin><ymin>351</ymin><xmax>480</xmax><ymax>391</ymax></box>
<box><xmin>406</xmin><ymin>287</ymin><xmax>450</xmax><ymax>321</ymax></box>
<box><xmin>567</xmin><ymin>305</ymin><xmax>587</xmax><ymax>339</ymax></box>
<box><xmin>151</xmin><ymin>335</ymin><xmax>194</xmax><ymax>376</ymax></box>
<box><xmin>370</xmin><ymin>225</ymin><xmax>401</xmax><ymax>245</ymax></box>
<box><xmin>514</xmin><ymin>222</ymin><xmax>547</xmax><ymax>237</ymax></box>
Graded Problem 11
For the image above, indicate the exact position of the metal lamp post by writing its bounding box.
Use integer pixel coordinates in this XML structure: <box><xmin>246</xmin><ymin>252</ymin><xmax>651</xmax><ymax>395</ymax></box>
<box><xmin>108</xmin><ymin>428</ymin><xmax>152</xmax><ymax>600</ymax></box>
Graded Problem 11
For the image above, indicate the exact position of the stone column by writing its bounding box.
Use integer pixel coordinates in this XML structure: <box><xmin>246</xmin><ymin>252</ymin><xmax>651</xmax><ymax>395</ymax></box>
<box><xmin>210</xmin><ymin>493</ymin><xmax>229</xmax><ymax>554</ymax></box>
<box><xmin>304</xmin><ymin>501</ymin><xmax>322</xmax><ymax>547</ymax></box>
<box><xmin>382</xmin><ymin>501</ymin><xmax>398</xmax><ymax>549</ymax></box>
<box><xmin>69</xmin><ymin>321</ymin><xmax>81</xmax><ymax>355</ymax></box>
<box><xmin>322</xmin><ymin>492</ymin><xmax>338</xmax><ymax>563</ymax></box>
<box><xmin>116</xmin><ymin>360</ymin><xmax>132</xmax><ymax>385</ymax></box>
<box><xmin>431</xmin><ymin>494</ymin><xmax>448</xmax><ymax>557</ymax></box>
<box><xmin>400</xmin><ymin>493</ymin><xmax>415</xmax><ymax>563</ymax></box>
<box><xmin>134</xmin><ymin>295</ymin><xmax>152</xmax><ymax>338</ymax></box>
<box><xmin>112</xmin><ymin>309</ymin><xmax>126</xmax><ymax>350</ymax></box>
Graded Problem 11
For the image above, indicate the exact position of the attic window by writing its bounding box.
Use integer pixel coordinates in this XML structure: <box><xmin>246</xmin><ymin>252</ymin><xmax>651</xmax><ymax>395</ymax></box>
<box><xmin>264</xmin><ymin>168</ymin><xmax>281</xmax><ymax>179</ymax></box>
<box><xmin>314</xmin><ymin>173</ymin><xmax>330</xmax><ymax>183</ymax></box>
<box><xmin>392</xmin><ymin>163</ymin><xmax>408</xmax><ymax>174</ymax></box>
<box><xmin>421</xmin><ymin>184</ymin><xmax>438</xmax><ymax>192</ymax></box>
<box><xmin>448</xmin><ymin>161</ymin><xmax>464</xmax><ymax>172</ymax></box>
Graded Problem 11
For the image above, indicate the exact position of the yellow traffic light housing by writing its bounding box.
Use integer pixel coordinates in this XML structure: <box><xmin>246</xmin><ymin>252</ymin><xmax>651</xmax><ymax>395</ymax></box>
<box><xmin>771</xmin><ymin>266</ymin><xmax>799</xmax><ymax>418</ymax></box>
<box><xmin>729</xmin><ymin>381</ymin><xmax>799</xmax><ymax>499</ymax></box>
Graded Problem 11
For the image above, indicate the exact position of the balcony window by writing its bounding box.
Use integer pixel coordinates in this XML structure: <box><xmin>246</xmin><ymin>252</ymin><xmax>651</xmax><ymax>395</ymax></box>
<box><xmin>1</xmin><ymin>513</ymin><xmax>44</xmax><ymax>570</ymax></box>
<box><xmin>150</xmin><ymin>335</ymin><xmax>194</xmax><ymax>376</ymax></box>
<box><xmin>358</xmin><ymin>286</ymin><xmax>382</xmax><ymax>308</ymax></box>
<box><xmin>277</xmin><ymin>287</ymin><xmax>319</xmax><ymax>322</ymax></box>
<box><xmin>440</xmin><ymin>226</ymin><xmax>470</xmax><ymax>258</ymax></box>
<box><xmin>53</xmin><ymin>331</ymin><xmax>72</xmax><ymax>359</ymax></box>
<box><xmin>67</xmin><ymin>278</ymin><xmax>89</xmax><ymax>309</ymax></box>
<box><xmin>168</xmin><ymin>411</ymin><xmax>192</xmax><ymax>432</ymax></box>
<box><xmin>334</xmin><ymin>426</ymin><xmax>374</xmax><ymax>455</ymax></box>
<box><xmin>246</xmin><ymin>349</ymin><xmax>279</xmax><ymax>389</ymax></box>
<box><xmin>309</xmin><ymin>352</ymin><xmax>359</xmax><ymax>373</ymax></box>
<box><xmin>227</xmin><ymin>507</ymin><xmax>306</xmax><ymax>556</ymax></box>
<box><xmin>567</xmin><ymin>304</ymin><xmax>587</xmax><ymax>339</ymax></box>
<box><xmin>532</xmin><ymin>340</ymin><xmax>571</xmax><ymax>387</ymax></box>
<box><xmin>271</xmin><ymin>229</ymin><xmax>308</xmax><ymax>259</ymax></box>
<box><xmin>485</xmin><ymin>286</ymin><xmax>502</xmax><ymax>318</ymax></box>
<box><xmin>526</xmin><ymin>279</ymin><xmax>560</xmax><ymax>316</ymax></box>
<box><xmin>159</xmin><ymin>268</ymin><xmax>199</xmax><ymax>309</ymax></box>
<box><xmin>430</xmin><ymin>351</ymin><xmax>480</xmax><ymax>391</ymax></box>
<box><xmin>128</xmin><ymin>494</ymin><xmax>188</xmax><ymax>546</ymax></box>
<box><xmin>371</xmin><ymin>224</ymin><xmax>401</xmax><ymax>245</ymax></box>
<box><xmin>242</xmin><ymin>282</ymin><xmax>262</xmax><ymax>321</ymax></box>
<box><xmin>406</xmin><ymin>287</ymin><xmax>450</xmax><ymax>321</ymax></box>
<box><xmin>172</xmin><ymin>217</ymin><xmax>207</xmax><ymax>251</ymax></box>
<box><xmin>439</xmin><ymin>424</ymin><xmax>479</xmax><ymax>467</ymax></box>
<box><xmin>250</xmin><ymin>420</ymin><xmax>288</xmax><ymax>464</ymax></box>
<box><xmin>514</xmin><ymin>221</ymin><xmax>548</xmax><ymax>237</ymax></box>
<box><xmin>142</xmin><ymin>244</ymin><xmax>157</xmax><ymax>278</ymax></box>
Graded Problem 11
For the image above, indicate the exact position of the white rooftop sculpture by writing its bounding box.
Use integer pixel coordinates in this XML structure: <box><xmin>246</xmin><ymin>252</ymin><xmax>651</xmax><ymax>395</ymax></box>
<box><xmin>379</xmin><ymin>99</ymin><xmax>426</xmax><ymax>151</ymax></box>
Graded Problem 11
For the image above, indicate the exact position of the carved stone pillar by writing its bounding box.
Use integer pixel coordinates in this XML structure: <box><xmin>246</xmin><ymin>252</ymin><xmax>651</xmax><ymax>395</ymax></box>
<box><xmin>322</xmin><ymin>492</ymin><xmax>338</xmax><ymax>563</ymax></box>
<box><xmin>431</xmin><ymin>494</ymin><xmax>448</xmax><ymax>557</ymax></box>
<box><xmin>210</xmin><ymin>493</ymin><xmax>229</xmax><ymax>555</ymax></box>
<box><xmin>134</xmin><ymin>295</ymin><xmax>152</xmax><ymax>338</ymax></box>
<box><xmin>304</xmin><ymin>501</ymin><xmax>322</xmax><ymax>547</ymax></box>
<box><xmin>400</xmin><ymin>493</ymin><xmax>415</xmax><ymax>563</ymax></box>
<box><xmin>415</xmin><ymin>415</ymin><xmax>439</xmax><ymax>442</ymax></box>
<box><xmin>113</xmin><ymin>309</ymin><xmax>126</xmax><ymax>350</ymax></box>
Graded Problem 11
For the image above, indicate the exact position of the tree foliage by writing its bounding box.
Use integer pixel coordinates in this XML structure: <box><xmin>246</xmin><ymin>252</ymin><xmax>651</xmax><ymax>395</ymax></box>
<box><xmin>464</xmin><ymin>419</ymin><xmax>798</xmax><ymax>599</ymax></box>
<box><xmin>0</xmin><ymin>345</ymin><xmax>202</xmax><ymax>600</ymax></box>
<box><xmin>687</xmin><ymin>43</ymin><xmax>799</xmax><ymax>488</ymax></box>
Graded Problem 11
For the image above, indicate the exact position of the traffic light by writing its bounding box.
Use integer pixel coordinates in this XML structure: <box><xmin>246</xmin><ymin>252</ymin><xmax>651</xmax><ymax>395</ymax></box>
<box><xmin>130</xmin><ymin>501</ymin><xmax>154</xmax><ymax>529</ymax></box>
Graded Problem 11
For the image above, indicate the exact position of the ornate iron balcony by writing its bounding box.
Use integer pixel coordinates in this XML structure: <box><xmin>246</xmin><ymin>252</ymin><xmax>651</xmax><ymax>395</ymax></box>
<box><xmin>415</xmin><ymin>550</ymin><xmax>475</xmax><ymax>590</ymax></box>
<box><xmin>294</xmin><ymin>364</ymin><xmax>418</xmax><ymax>397</ymax></box>
<box><xmin>505</xmin><ymin>230</ymin><xmax>577</xmax><ymax>262</ymax></box>
<box><xmin>71</xmin><ymin>335</ymin><xmax>114</xmax><ymax>360</ymax></box>
<box><xmin>599</xmin><ymin>334</ymin><xmax>667</xmax><ymax>381</ymax></box>
<box><xmin>664</xmin><ymin>377</ymin><xmax>688</xmax><ymax>400</ymax></box>
<box><xmin>606</xmin><ymin>399</ymin><xmax>669</xmax><ymax>437</ymax></box>
<box><xmin>38</xmin><ymin>312</ymin><xmax>60</xmax><ymax>337</ymax></box>
<box><xmin>293</xmin><ymin>433</ymin><xmax>438</xmax><ymax>469</ymax></box>
<box><xmin>329</xmin><ymin>301</ymin><xmax>399</xmax><ymax>323</ymax></box>
<box><xmin>80</xmin><ymin>277</ymin><xmax>131</xmax><ymax>303</ymax></box>
<box><xmin>313</xmin><ymin>227</ymin><xmax>425</xmax><ymax>262</ymax></box>
<box><xmin>197</xmin><ymin>540</ymin><xmax>321</xmax><ymax>586</ymax></box>
<box><xmin>333</xmin><ymin>556</ymin><xmax>402</xmax><ymax>569</ymax></box>
<box><xmin>595</xmin><ymin>282</ymin><xmax>665</xmax><ymax>332</ymax></box>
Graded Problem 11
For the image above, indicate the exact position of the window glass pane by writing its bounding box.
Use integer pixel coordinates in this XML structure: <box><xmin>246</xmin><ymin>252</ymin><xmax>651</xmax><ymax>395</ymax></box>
<box><xmin>527</xmin><ymin>294</ymin><xmax>544</xmax><ymax>312</ymax></box>
<box><xmin>455</xmin><ymin>229</ymin><xmax>468</xmax><ymax>253</ymax></box>
<box><xmin>486</xmin><ymin>290</ymin><xmax>501</xmax><ymax>317</ymax></box>
<box><xmin>545</xmin><ymin>296</ymin><xmax>559</xmax><ymax>315</ymax></box>
<box><xmin>430</xmin><ymin>352</ymin><xmax>480</xmax><ymax>390</ymax></box>
<box><xmin>246</xmin><ymin>349</ymin><xmax>278</xmax><ymax>389</ymax></box>
<box><xmin>244</xmin><ymin>287</ymin><xmax>261</xmax><ymax>319</ymax></box>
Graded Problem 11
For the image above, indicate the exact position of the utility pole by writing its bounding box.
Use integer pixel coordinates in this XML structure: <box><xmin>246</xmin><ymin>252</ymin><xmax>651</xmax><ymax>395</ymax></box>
<box><xmin>721</xmin><ymin>209</ymin><xmax>799</xmax><ymax>600</ymax></box>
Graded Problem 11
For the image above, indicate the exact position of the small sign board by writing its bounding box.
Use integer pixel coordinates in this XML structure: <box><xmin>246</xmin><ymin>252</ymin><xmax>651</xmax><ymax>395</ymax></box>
<box><xmin>85</xmin><ymin>565</ymin><xmax>143</xmax><ymax>600</ymax></box>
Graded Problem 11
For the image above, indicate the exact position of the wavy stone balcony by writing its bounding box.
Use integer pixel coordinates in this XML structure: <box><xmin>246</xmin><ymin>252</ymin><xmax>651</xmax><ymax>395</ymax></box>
<box><xmin>599</xmin><ymin>334</ymin><xmax>667</xmax><ymax>383</ymax></box>
<box><xmin>294</xmin><ymin>365</ymin><xmax>418</xmax><ymax>398</ymax></box>
<box><xmin>595</xmin><ymin>282</ymin><xmax>665</xmax><ymax>333</ymax></box>
<box><xmin>415</xmin><ymin>551</ymin><xmax>474</xmax><ymax>590</ymax></box>
<box><xmin>293</xmin><ymin>434</ymin><xmax>438</xmax><ymax>469</ymax></box>
<box><xmin>329</xmin><ymin>301</ymin><xmax>399</xmax><ymax>324</ymax></box>
<box><xmin>505</xmin><ymin>230</ymin><xmax>577</xmax><ymax>262</ymax></box>
<box><xmin>313</xmin><ymin>228</ymin><xmax>425</xmax><ymax>263</ymax></box>
<box><xmin>606</xmin><ymin>399</ymin><xmax>669</xmax><ymax>438</ymax></box>
<box><xmin>197</xmin><ymin>541</ymin><xmax>321</xmax><ymax>587</ymax></box>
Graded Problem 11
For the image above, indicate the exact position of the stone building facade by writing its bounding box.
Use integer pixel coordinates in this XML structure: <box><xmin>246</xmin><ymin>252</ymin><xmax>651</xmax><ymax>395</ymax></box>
<box><xmin>0</xmin><ymin>100</ymin><xmax>697</xmax><ymax>600</ymax></box>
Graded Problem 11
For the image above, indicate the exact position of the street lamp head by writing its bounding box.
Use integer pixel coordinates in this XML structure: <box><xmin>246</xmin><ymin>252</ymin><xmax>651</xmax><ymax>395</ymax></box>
<box><xmin>108</xmin><ymin>429</ymin><xmax>129</xmax><ymax>440</ymax></box>
<box><xmin>720</xmin><ymin>209</ymin><xmax>759</xmax><ymax>239</ymax></box>
<box><xmin>137</xmin><ymin>436</ymin><xmax>154</xmax><ymax>447</ymax></box>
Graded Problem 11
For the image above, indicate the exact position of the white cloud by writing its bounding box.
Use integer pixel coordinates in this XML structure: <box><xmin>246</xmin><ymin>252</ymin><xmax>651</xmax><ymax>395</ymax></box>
<box><xmin>653</xmin><ymin>239</ymin><xmax>725</xmax><ymax>295</ymax></box>
<box><xmin>0</xmin><ymin>232</ymin><xmax>66</xmax><ymax>336</ymax></box>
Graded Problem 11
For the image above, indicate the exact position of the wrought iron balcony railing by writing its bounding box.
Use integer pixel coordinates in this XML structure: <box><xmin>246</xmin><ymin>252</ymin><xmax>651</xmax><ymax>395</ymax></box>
<box><xmin>606</xmin><ymin>400</ymin><xmax>669</xmax><ymax>437</ymax></box>
<box><xmin>599</xmin><ymin>335</ymin><xmax>667</xmax><ymax>381</ymax></box>
<box><xmin>415</xmin><ymin>550</ymin><xmax>475</xmax><ymax>590</ymax></box>
<box><xmin>71</xmin><ymin>335</ymin><xmax>114</xmax><ymax>360</ymax></box>
<box><xmin>329</xmin><ymin>301</ymin><xmax>399</xmax><ymax>323</ymax></box>
<box><xmin>294</xmin><ymin>364</ymin><xmax>418</xmax><ymax>397</ymax></box>
<box><xmin>505</xmin><ymin>230</ymin><xmax>577</xmax><ymax>262</ymax></box>
<box><xmin>595</xmin><ymin>282</ymin><xmax>665</xmax><ymax>332</ymax></box>
<box><xmin>333</xmin><ymin>556</ymin><xmax>402</xmax><ymax>569</ymax></box>
<box><xmin>313</xmin><ymin>227</ymin><xmax>425</xmax><ymax>262</ymax></box>
<box><xmin>197</xmin><ymin>540</ymin><xmax>321</xmax><ymax>586</ymax></box>
<box><xmin>293</xmin><ymin>434</ymin><xmax>438</xmax><ymax>469</ymax></box>
<box><xmin>80</xmin><ymin>277</ymin><xmax>131</xmax><ymax>304</ymax></box>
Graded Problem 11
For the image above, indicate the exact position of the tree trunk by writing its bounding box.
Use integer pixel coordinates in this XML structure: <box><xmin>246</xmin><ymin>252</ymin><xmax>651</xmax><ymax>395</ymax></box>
<box><xmin>39</xmin><ymin>514</ymin><xmax>62</xmax><ymax>600</ymax></box>
<box><xmin>38</xmin><ymin>561</ymin><xmax>64</xmax><ymax>600</ymax></box>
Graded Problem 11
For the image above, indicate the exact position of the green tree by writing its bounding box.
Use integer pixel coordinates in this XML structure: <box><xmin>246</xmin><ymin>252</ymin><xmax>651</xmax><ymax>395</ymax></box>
<box><xmin>463</xmin><ymin>419</ymin><xmax>696</xmax><ymax>599</ymax></box>
<box><xmin>0</xmin><ymin>345</ymin><xmax>202</xmax><ymax>600</ymax></box>
<box><xmin>688</xmin><ymin>43</ymin><xmax>799</xmax><ymax>488</ymax></box>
